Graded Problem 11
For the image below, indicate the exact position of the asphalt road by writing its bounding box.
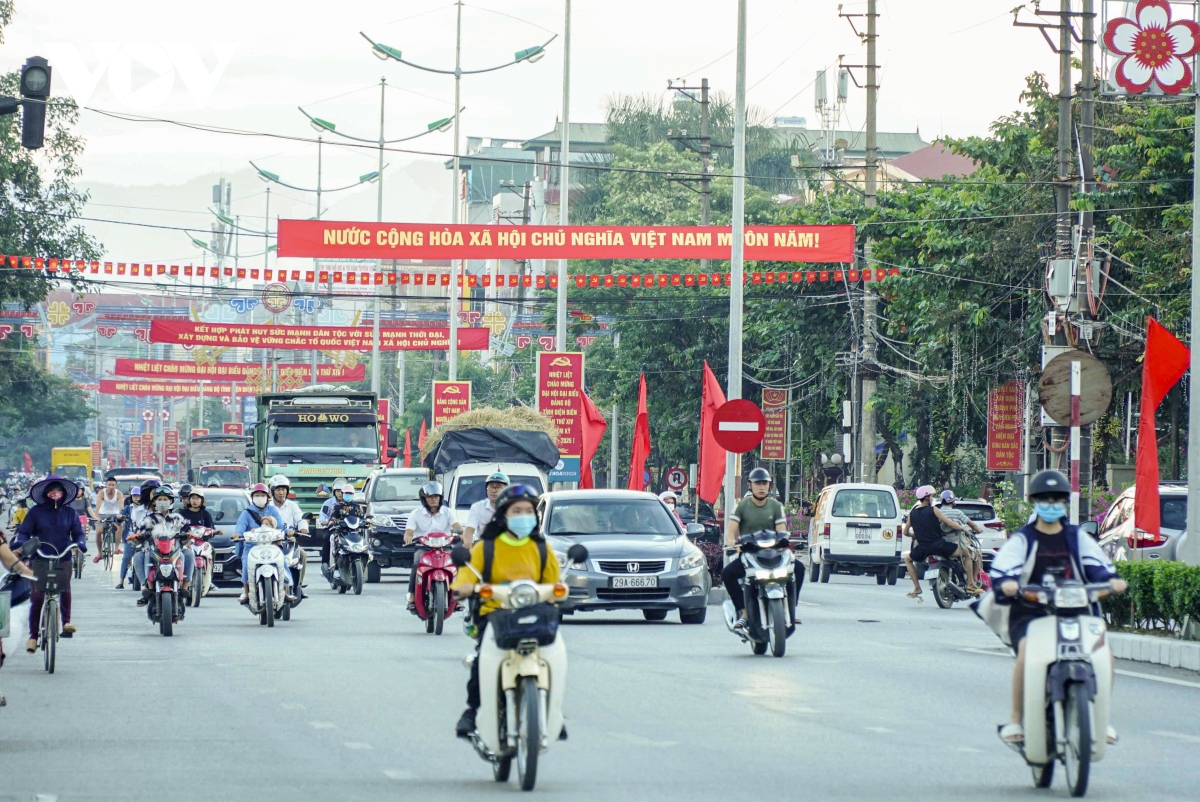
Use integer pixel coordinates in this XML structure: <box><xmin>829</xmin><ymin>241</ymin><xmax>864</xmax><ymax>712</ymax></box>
<box><xmin>3</xmin><ymin>562</ymin><xmax>1200</xmax><ymax>802</ymax></box>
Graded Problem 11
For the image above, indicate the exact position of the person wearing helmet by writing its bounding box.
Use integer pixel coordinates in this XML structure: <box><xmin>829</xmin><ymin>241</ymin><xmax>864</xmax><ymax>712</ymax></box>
<box><xmin>658</xmin><ymin>490</ymin><xmax>683</xmax><ymax>525</ymax></box>
<box><xmin>114</xmin><ymin>486</ymin><xmax>145</xmax><ymax>590</ymax></box>
<box><xmin>319</xmin><ymin>480</ymin><xmax>363</xmax><ymax>581</ymax></box>
<box><xmin>268</xmin><ymin>475</ymin><xmax>307</xmax><ymax>539</ymax></box>
<box><xmin>462</xmin><ymin>471</ymin><xmax>508</xmax><ymax>548</ymax></box>
<box><xmin>936</xmin><ymin>490</ymin><xmax>985</xmax><ymax>595</ymax></box>
<box><xmin>452</xmin><ymin>484</ymin><xmax>561</xmax><ymax>737</ymax></box>
<box><xmin>12</xmin><ymin>476</ymin><xmax>88</xmax><ymax>648</ymax></box>
<box><xmin>404</xmin><ymin>481</ymin><xmax>462</xmax><ymax>608</ymax></box>
<box><xmin>988</xmin><ymin>470</ymin><xmax>1126</xmax><ymax>746</ymax></box>
<box><xmin>722</xmin><ymin>467</ymin><xmax>790</xmax><ymax>634</ymax></box>
<box><xmin>317</xmin><ymin>479</ymin><xmax>349</xmax><ymax>528</ymax></box>
<box><xmin>902</xmin><ymin>485</ymin><xmax>973</xmax><ymax>602</ymax></box>
<box><xmin>128</xmin><ymin>485</ymin><xmax>193</xmax><ymax>607</ymax></box>
<box><xmin>234</xmin><ymin>483</ymin><xmax>286</xmax><ymax>604</ymax></box>
<box><xmin>178</xmin><ymin>487</ymin><xmax>213</xmax><ymax>529</ymax></box>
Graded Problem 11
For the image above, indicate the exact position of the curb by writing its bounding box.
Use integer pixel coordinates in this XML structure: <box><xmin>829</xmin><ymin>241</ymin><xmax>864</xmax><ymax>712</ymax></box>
<box><xmin>1109</xmin><ymin>632</ymin><xmax>1200</xmax><ymax>672</ymax></box>
<box><xmin>707</xmin><ymin>588</ymin><xmax>728</xmax><ymax>606</ymax></box>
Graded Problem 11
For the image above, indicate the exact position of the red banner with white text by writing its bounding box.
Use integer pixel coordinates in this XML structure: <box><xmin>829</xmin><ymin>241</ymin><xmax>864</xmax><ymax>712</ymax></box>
<box><xmin>432</xmin><ymin>381</ymin><xmax>472</xmax><ymax>427</ymax></box>
<box><xmin>114</xmin><ymin>358</ymin><xmax>365</xmax><ymax>382</ymax></box>
<box><xmin>148</xmin><ymin>319</ymin><xmax>489</xmax><ymax>351</ymax></box>
<box><xmin>986</xmin><ymin>381</ymin><xmax>1024</xmax><ymax>472</ymax></box>
<box><xmin>102</xmin><ymin>379</ymin><xmax>237</xmax><ymax>398</ymax></box>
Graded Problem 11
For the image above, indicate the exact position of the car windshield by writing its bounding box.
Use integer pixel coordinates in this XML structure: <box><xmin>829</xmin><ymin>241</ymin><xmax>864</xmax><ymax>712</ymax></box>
<box><xmin>954</xmin><ymin>503</ymin><xmax>995</xmax><ymax>522</ymax></box>
<box><xmin>371</xmin><ymin>474</ymin><xmax>426</xmax><ymax>502</ymax></box>
<box><xmin>55</xmin><ymin>465</ymin><xmax>90</xmax><ymax>482</ymax></box>
<box><xmin>456</xmin><ymin>475</ymin><xmax>543</xmax><ymax>510</ymax></box>
<box><xmin>831</xmin><ymin>489</ymin><xmax>896</xmax><ymax>519</ymax></box>
<box><xmin>199</xmin><ymin>467</ymin><xmax>250</xmax><ymax>486</ymax></box>
<box><xmin>267</xmin><ymin>421</ymin><xmax>378</xmax><ymax>464</ymax></box>
<box><xmin>547</xmin><ymin>498</ymin><xmax>679</xmax><ymax>535</ymax></box>
<box><xmin>207</xmin><ymin>493</ymin><xmax>250</xmax><ymax>526</ymax></box>
<box><xmin>1162</xmin><ymin>497</ymin><xmax>1187</xmax><ymax>530</ymax></box>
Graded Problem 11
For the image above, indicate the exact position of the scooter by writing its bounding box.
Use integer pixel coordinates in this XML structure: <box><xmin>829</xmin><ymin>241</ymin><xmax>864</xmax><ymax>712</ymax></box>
<box><xmin>452</xmin><ymin>544</ymin><xmax>588</xmax><ymax>792</ymax></box>
<box><xmin>240</xmin><ymin>526</ymin><xmax>289</xmax><ymax>627</ymax></box>
<box><xmin>412</xmin><ymin>531</ymin><xmax>458</xmax><ymax>635</ymax></box>
<box><xmin>139</xmin><ymin>526</ymin><xmax>185</xmax><ymax>637</ymax></box>
<box><xmin>281</xmin><ymin>536</ymin><xmax>305</xmax><ymax>610</ymax></box>
<box><xmin>722</xmin><ymin>531</ymin><xmax>797</xmax><ymax>657</ymax></box>
<box><xmin>188</xmin><ymin>527</ymin><xmax>217</xmax><ymax>608</ymax></box>
<box><xmin>327</xmin><ymin>515</ymin><xmax>369</xmax><ymax>595</ymax></box>
<box><xmin>1001</xmin><ymin>576</ymin><xmax>1115</xmax><ymax>798</ymax></box>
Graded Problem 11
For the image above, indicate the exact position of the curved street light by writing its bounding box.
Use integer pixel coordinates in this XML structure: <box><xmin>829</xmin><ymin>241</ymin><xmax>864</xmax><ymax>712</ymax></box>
<box><xmin>359</xmin><ymin>32</ymin><xmax>555</xmax><ymax>74</ymax></box>
<box><xmin>299</xmin><ymin>106</ymin><xmax>455</xmax><ymax>145</ymax></box>
<box><xmin>251</xmin><ymin>160</ymin><xmax>383</xmax><ymax>194</ymax></box>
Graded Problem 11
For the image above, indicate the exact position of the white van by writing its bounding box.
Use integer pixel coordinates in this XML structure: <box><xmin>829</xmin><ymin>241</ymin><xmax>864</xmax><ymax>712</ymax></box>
<box><xmin>808</xmin><ymin>482</ymin><xmax>905</xmax><ymax>585</ymax></box>
<box><xmin>442</xmin><ymin>462</ymin><xmax>549</xmax><ymax>519</ymax></box>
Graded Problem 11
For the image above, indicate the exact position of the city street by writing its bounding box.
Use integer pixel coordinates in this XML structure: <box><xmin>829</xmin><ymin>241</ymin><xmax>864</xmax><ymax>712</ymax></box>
<box><xmin>4</xmin><ymin>563</ymin><xmax>1200</xmax><ymax>801</ymax></box>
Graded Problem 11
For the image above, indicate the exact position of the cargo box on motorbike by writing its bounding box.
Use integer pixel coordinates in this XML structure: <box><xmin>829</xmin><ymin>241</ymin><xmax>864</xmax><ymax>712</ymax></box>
<box><xmin>488</xmin><ymin>602</ymin><xmax>560</xmax><ymax>648</ymax></box>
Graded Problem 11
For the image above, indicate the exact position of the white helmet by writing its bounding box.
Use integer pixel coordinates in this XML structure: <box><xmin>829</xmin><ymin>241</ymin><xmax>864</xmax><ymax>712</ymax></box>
<box><xmin>658</xmin><ymin>490</ymin><xmax>678</xmax><ymax>504</ymax></box>
<box><xmin>332</xmin><ymin>479</ymin><xmax>348</xmax><ymax>493</ymax></box>
<box><xmin>269</xmin><ymin>475</ymin><xmax>291</xmax><ymax>489</ymax></box>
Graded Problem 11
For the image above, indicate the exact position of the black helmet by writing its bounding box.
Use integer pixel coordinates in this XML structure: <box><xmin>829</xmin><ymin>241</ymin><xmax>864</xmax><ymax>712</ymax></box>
<box><xmin>179</xmin><ymin>483</ymin><xmax>193</xmax><ymax>498</ymax></box>
<box><xmin>747</xmin><ymin>467</ymin><xmax>772</xmax><ymax>483</ymax></box>
<box><xmin>419</xmin><ymin>481</ymin><xmax>443</xmax><ymax>509</ymax></box>
<box><xmin>1027</xmin><ymin>470</ymin><xmax>1070</xmax><ymax>499</ymax></box>
<box><xmin>494</xmin><ymin>484</ymin><xmax>539</xmax><ymax>516</ymax></box>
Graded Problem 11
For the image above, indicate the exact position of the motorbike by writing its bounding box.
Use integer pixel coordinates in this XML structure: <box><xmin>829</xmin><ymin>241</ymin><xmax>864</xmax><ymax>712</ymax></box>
<box><xmin>188</xmin><ymin>527</ymin><xmax>217</xmax><ymax>608</ymax></box>
<box><xmin>326</xmin><ymin>515</ymin><xmax>369</xmax><ymax>595</ymax></box>
<box><xmin>240</xmin><ymin>526</ymin><xmax>289</xmax><ymax>626</ymax></box>
<box><xmin>281</xmin><ymin>535</ymin><xmax>306</xmax><ymax>609</ymax></box>
<box><xmin>138</xmin><ymin>525</ymin><xmax>186</xmax><ymax>637</ymax></box>
<box><xmin>722</xmin><ymin>531</ymin><xmax>797</xmax><ymax>657</ymax></box>
<box><xmin>452</xmin><ymin>544</ymin><xmax>588</xmax><ymax>792</ymax></box>
<box><xmin>411</xmin><ymin>531</ymin><xmax>458</xmax><ymax>635</ymax></box>
<box><xmin>926</xmin><ymin>541</ymin><xmax>990</xmax><ymax>609</ymax></box>
<box><xmin>1001</xmin><ymin>576</ymin><xmax>1115</xmax><ymax>798</ymax></box>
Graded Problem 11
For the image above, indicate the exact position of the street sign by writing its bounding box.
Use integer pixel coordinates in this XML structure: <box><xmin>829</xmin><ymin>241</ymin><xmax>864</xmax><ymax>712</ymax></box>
<box><xmin>665</xmin><ymin>467</ymin><xmax>687</xmax><ymax>491</ymax></box>
<box><xmin>711</xmin><ymin>399</ymin><xmax>766</xmax><ymax>453</ymax></box>
<box><xmin>1039</xmin><ymin>350</ymin><xmax>1112</xmax><ymax>426</ymax></box>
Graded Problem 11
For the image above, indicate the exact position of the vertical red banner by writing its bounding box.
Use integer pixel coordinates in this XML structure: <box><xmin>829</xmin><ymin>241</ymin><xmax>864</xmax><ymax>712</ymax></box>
<box><xmin>432</xmin><ymin>381</ymin><xmax>472</xmax><ymax>427</ymax></box>
<box><xmin>986</xmin><ymin>380</ymin><xmax>1025</xmax><ymax>471</ymax></box>
<box><xmin>377</xmin><ymin>399</ymin><xmax>391</xmax><ymax>466</ymax></box>
<box><xmin>164</xmin><ymin>430</ymin><xmax>179</xmax><ymax>465</ymax></box>
<box><xmin>223</xmin><ymin>422</ymin><xmax>244</xmax><ymax>436</ymax></box>
<box><xmin>129</xmin><ymin>435</ymin><xmax>141</xmax><ymax>465</ymax></box>
<box><xmin>91</xmin><ymin>440</ymin><xmax>103</xmax><ymax>469</ymax></box>
<box><xmin>141</xmin><ymin>434</ymin><xmax>154</xmax><ymax>466</ymax></box>
<box><xmin>760</xmin><ymin>388</ymin><xmax>789</xmax><ymax>461</ymax></box>
<box><xmin>536</xmin><ymin>352</ymin><xmax>585</xmax><ymax>480</ymax></box>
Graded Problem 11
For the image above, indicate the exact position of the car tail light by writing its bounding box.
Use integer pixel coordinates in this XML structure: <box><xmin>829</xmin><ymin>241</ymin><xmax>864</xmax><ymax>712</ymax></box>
<box><xmin>1127</xmin><ymin>529</ymin><xmax>1166</xmax><ymax>549</ymax></box>
<box><xmin>823</xmin><ymin>523</ymin><xmax>830</xmax><ymax>539</ymax></box>
<box><xmin>984</xmin><ymin>522</ymin><xmax>1005</xmax><ymax>530</ymax></box>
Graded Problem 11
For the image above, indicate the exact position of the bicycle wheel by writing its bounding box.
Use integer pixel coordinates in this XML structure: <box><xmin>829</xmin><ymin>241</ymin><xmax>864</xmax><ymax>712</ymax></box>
<box><xmin>43</xmin><ymin>597</ymin><xmax>58</xmax><ymax>674</ymax></box>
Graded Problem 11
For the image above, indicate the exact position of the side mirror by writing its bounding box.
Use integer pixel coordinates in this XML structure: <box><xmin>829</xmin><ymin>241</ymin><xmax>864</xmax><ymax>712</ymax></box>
<box><xmin>387</xmin><ymin>448</ymin><xmax>399</xmax><ymax>458</ymax></box>
<box><xmin>387</xmin><ymin>430</ymin><xmax>398</xmax><ymax>448</ymax></box>
<box><xmin>244</xmin><ymin>446</ymin><xmax>254</xmax><ymax>458</ymax></box>
<box><xmin>213</xmin><ymin>510</ymin><xmax>225</xmax><ymax>522</ymax></box>
<box><xmin>302</xmin><ymin>512</ymin><xmax>316</xmax><ymax>522</ymax></box>
<box><xmin>19</xmin><ymin>538</ymin><xmax>39</xmax><ymax>558</ymax></box>
<box><xmin>566</xmin><ymin>544</ymin><xmax>589</xmax><ymax>564</ymax></box>
<box><xmin>451</xmin><ymin>545</ymin><xmax>472</xmax><ymax>567</ymax></box>
<box><xmin>685</xmin><ymin>523</ymin><xmax>705</xmax><ymax>540</ymax></box>
<box><xmin>1080</xmin><ymin>520</ymin><xmax>1098</xmax><ymax>540</ymax></box>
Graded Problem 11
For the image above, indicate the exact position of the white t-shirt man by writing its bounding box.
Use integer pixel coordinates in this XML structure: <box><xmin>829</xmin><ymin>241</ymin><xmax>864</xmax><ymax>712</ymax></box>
<box><xmin>407</xmin><ymin>506</ymin><xmax>458</xmax><ymax>538</ymax></box>
<box><xmin>465</xmin><ymin>498</ymin><xmax>496</xmax><ymax>536</ymax></box>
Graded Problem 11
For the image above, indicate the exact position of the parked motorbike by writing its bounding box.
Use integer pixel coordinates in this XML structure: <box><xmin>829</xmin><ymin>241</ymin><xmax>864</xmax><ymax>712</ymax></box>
<box><xmin>327</xmin><ymin>515</ymin><xmax>369</xmax><ymax>595</ymax></box>
<box><xmin>135</xmin><ymin>525</ymin><xmax>186</xmax><ymax>637</ymax></box>
<box><xmin>452</xmin><ymin>543</ymin><xmax>588</xmax><ymax>792</ymax></box>
<box><xmin>188</xmin><ymin>527</ymin><xmax>217</xmax><ymax>608</ymax></box>
<box><xmin>722</xmin><ymin>531</ymin><xmax>797</xmax><ymax>657</ymax></box>
<box><xmin>412</xmin><ymin>531</ymin><xmax>458</xmax><ymax>635</ymax></box>
<box><xmin>240</xmin><ymin>526</ymin><xmax>289</xmax><ymax>627</ymax></box>
<box><xmin>1001</xmin><ymin>576</ymin><xmax>1115</xmax><ymax>798</ymax></box>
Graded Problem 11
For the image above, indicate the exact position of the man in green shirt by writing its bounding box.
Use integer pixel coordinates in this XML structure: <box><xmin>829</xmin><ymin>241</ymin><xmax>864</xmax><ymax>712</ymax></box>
<box><xmin>722</xmin><ymin>467</ymin><xmax>794</xmax><ymax>632</ymax></box>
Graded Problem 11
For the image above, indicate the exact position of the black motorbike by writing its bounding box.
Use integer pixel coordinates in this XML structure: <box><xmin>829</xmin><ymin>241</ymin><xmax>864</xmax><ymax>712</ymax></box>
<box><xmin>325</xmin><ymin>515</ymin><xmax>370</xmax><ymax>595</ymax></box>
<box><xmin>722</xmin><ymin>531</ymin><xmax>798</xmax><ymax>657</ymax></box>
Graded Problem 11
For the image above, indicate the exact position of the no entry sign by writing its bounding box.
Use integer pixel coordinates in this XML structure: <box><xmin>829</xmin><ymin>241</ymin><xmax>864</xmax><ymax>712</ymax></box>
<box><xmin>710</xmin><ymin>400</ymin><xmax>766</xmax><ymax>453</ymax></box>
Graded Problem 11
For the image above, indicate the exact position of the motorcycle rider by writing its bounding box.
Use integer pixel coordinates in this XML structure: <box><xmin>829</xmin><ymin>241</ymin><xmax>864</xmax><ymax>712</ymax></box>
<box><xmin>115</xmin><ymin>485</ymin><xmax>144</xmax><ymax>590</ymax></box>
<box><xmin>990</xmin><ymin>470</ymin><xmax>1126</xmax><ymax>746</ymax></box>
<box><xmin>268</xmin><ymin>475</ymin><xmax>307</xmax><ymax>537</ymax></box>
<box><xmin>129</xmin><ymin>486</ymin><xmax>193</xmax><ymax>608</ymax></box>
<box><xmin>462</xmin><ymin>472</ymin><xmax>507</xmax><ymax>548</ymax></box>
<box><xmin>722</xmin><ymin>467</ymin><xmax>793</xmax><ymax>632</ymax></box>
<box><xmin>937</xmin><ymin>490</ymin><xmax>985</xmax><ymax>595</ymax></box>
<box><xmin>320</xmin><ymin>481</ymin><xmax>365</xmax><ymax>584</ymax></box>
<box><xmin>659</xmin><ymin>490</ymin><xmax>683</xmax><ymax>525</ymax></box>
<box><xmin>902</xmin><ymin>485</ymin><xmax>973</xmax><ymax>602</ymax></box>
<box><xmin>317</xmin><ymin>479</ymin><xmax>349</xmax><ymax>573</ymax></box>
<box><xmin>234</xmin><ymin>483</ymin><xmax>287</xmax><ymax>604</ymax></box>
<box><xmin>452</xmin><ymin>484</ymin><xmax>561</xmax><ymax>737</ymax></box>
<box><xmin>92</xmin><ymin>477</ymin><xmax>124</xmax><ymax>563</ymax></box>
<box><xmin>405</xmin><ymin>481</ymin><xmax>462</xmax><ymax>609</ymax></box>
<box><xmin>13</xmin><ymin>475</ymin><xmax>88</xmax><ymax>650</ymax></box>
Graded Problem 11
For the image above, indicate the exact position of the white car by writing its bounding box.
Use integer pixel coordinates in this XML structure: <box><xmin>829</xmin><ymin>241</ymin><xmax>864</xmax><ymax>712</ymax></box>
<box><xmin>808</xmin><ymin>483</ymin><xmax>905</xmax><ymax>585</ymax></box>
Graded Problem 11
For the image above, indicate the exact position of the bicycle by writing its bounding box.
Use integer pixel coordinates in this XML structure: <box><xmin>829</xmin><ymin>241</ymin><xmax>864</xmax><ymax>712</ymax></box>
<box><xmin>31</xmin><ymin>542</ymin><xmax>80</xmax><ymax>675</ymax></box>
<box><xmin>100</xmin><ymin>518</ymin><xmax>119</xmax><ymax>571</ymax></box>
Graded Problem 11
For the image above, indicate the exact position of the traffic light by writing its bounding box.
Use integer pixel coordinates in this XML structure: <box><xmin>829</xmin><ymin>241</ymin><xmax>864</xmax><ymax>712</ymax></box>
<box><xmin>19</xmin><ymin>56</ymin><xmax>51</xmax><ymax>149</ymax></box>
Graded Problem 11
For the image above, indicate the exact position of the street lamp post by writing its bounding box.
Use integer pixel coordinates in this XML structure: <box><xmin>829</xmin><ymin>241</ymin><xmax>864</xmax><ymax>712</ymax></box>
<box><xmin>557</xmin><ymin>0</ymin><xmax>571</xmax><ymax>352</ymax></box>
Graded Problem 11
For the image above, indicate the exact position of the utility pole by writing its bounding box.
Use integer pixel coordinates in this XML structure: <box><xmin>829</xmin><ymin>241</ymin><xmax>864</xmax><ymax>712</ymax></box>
<box><xmin>666</xmin><ymin>78</ymin><xmax>713</xmax><ymax>271</ymax></box>
<box><xmin>609</xmin><ymin>404</ymin><xmax>618</xmax><ymax>489</ymax></box>
<box><xmin>448</xmin><ymin>0</ymin><xmax>463</xmax><ymax>381</ymax></box>
<box><xmin>371</xmin><ymin>78</ymin><xmax>385</xmax><ymax>395</ymax></box>
<box><xmin>556</xmin><ymin>0</ymin><xmax>572</xmax><ymax>352</ymax></box>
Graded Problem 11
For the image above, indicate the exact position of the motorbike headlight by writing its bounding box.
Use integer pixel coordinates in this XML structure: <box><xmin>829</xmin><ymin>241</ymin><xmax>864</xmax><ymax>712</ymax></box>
<box><xmin>372</xmin><ymin>538</ymin><xmax>382</xmax><ymax>547</ymax></box>
<box><xmin>348</xmin><ymin>541</ymin><xmax>367</xmax><ymax>553</ymax></box>
<box><xmin>1054</xmin><ymin>587</ymin><xmax>1088</xmax><ymax>609</ymax></box>
<box><xmin>678</xmin><ymin>549</ymin><xmax>706</xmax><ymax>571</ymax></box>
<box><xmin>509</xmin><ymin>583</ymin><xmax>540</xmax><ymax>609</ymax></box>
<box><xmin>158</xmin><ymin>564</ymin><xmax>174</xmax><ymax>577</ymax></box>
<box><xmin>770</xmin><ymin>566</ymin><xmax>790</xmax><ymax>580</ymax></box>
<box><xmin>754</xmin><ymin>568</ymin><xmax>773</xmax><ymax>581</ymax></box>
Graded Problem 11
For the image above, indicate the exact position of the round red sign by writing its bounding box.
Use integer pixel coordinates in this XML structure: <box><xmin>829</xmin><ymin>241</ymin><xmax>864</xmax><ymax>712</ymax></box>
<box><xmin>710</xmin><ymin>399</ymin><xmax>766</xmax><ymax>453</ymax></box>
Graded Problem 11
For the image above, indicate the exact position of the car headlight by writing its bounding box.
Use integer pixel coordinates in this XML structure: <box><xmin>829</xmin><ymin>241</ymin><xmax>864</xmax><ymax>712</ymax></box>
<box><xmin>372</xmin><ymin>538</ymin><xmax>382</xmax><ymax>547</ymax></box>
<box><xmin>555</xmin><ymin>551</ymin><xmax>587</xmax><ymax>571</ymax></box>
<box><xmin>509</xmin><ymin>583</ymin><xmax>540</xmax><ymax>609</ymax></box>
<box><xmin>371</xmin><ymin>515</ymin><xmax>392</xmax><ymax>528</ymax></box>
<box><xmin>678</xmin><ymin>549</ymin><xmax>706</xmax><ymax>571</ymax></box>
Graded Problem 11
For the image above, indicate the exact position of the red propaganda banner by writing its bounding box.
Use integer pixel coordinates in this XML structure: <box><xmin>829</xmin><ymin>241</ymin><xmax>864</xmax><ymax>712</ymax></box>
<box><xmin>101</xmin><ymin>379</ymin><xmax>237</xmax><ymax>397</ymax></box>
<box><xmin>432</xmin><ymin>381</ymin><xmax>472</xmax><ymax>427</ymax></box>
<box><xmin>190</xmin><ymin>428</ymin><xmax>209</xmax><ymax>438</ymax></box>
<box><xmin>223</xmin><ymin>422</ymin><xmax>244</xmax><ymax>436</ymax></box>
<box><xmin>128</xmin><ymin>435</ymin><xmax>140</xmax><ymax>465</ymax></box>
<box><xmin>760</xmin><ymin>388</ymin><xmax>789</xmax><ymax>461</ymax></box>
<box><xmin>149</xmin><ymin>319</ymin><xmax>489</xmax><ymax>352</ymax></box>
<box><xmin>164</xmin><ymin>429</ymin><xmax>179</xmax><ymax>465</ymax></box>
<box><xmin>537</xmin><ymin>352</ymin><xmax>584</xmax><ymax>462</ymax></box>
<box><xmin>278</xmin><ymin>220</ymin><xmax>856</xmax><ymax>264</ymax></box>
<box><xmin>90</xmin><ymin>440</ymin><xmax>103</xmax><ymax>468</ymax></box>
<box><xmin>377</xmin><ymin>399</ymin><xmax>391</xmax><ymax>467</ymax></box>
<box><xmin>987</xmin><ymin>381</ymin><xmax>1025</xmax><ymax>472</ymax></box>
<box><xmin>141</xmin><ymin>434</ymin><xmax>154</xmax><ymax>466</ymax></box>
<box><xmin>114</xmin><ymin>359</ymin><xmax>365</xmax><ymax>382</ymax></box>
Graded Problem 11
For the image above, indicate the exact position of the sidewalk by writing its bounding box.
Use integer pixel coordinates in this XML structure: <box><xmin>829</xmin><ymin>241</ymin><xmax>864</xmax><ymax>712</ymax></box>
<box><xmin>1109</xmin><ymin>632</ymin><xmax>1200</xmax><ymax>672</ymax></box>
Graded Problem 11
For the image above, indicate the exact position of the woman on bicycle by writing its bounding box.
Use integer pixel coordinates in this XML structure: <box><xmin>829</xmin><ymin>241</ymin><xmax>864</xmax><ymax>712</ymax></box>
<box><xmin>12</xmin><ymin>475</ymin><xmax>87</xmax><ymax>652</ymax></box>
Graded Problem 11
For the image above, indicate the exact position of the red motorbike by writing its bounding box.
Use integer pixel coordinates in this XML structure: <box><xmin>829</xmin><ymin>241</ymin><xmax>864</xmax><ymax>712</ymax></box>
<box><xmin>135</xmin><ymin>528</ymin><xmax>186</xmax><ymax>637</ymax></box>
<box><xmin>187</xmin><ymin>527</ymin><xmax>217</xmax><ymax>608</ymax></box>
<box><xmin>411</xmin><ymin>532</ymin><xmax>458</xmax><ymax>635</ymax></box>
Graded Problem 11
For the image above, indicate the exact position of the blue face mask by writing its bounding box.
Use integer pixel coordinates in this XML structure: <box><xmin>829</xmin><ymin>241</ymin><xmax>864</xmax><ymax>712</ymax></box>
<box><xmin>507</xmin><ymin>514</ymin><xmax>537</xmax><ymax>538</ymax></box>
<box><xmin>1034</xmin><ymin>501</ymin><xmax>1067</xmax><ymax>523</ymax></box>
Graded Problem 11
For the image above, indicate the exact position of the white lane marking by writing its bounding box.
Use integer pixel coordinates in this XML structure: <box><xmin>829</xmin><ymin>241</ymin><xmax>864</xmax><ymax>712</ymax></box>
<box><xmin>35</xmin><ymin>795</ymin><xmax>58</xmax><ymax>802</ymax></box>
<box><xmin>343</xmin><ymin>742</ymin><xmax>372</xmax><ymax>750</ymax></box>
<box><xmin>1149</xmin><ymin>730</ymin><xmax>1200</xmax><ymax>744</ymax></box>
<box><xmin>717</xmin><ymin>422</ymin><xmax>759</xmax><ymax>432</ymax></box>
<box><xmin>952</xmin><ymin>746</ymin><xmax>984</xmax><ymax>754</ymax></box>
<box><xmin>962</xmin><ymin>646</ymin><xmax>1200</xmax><ymax>689</ymax></box>
<box><xmin>309</xmin><ymin>721</ymin><xmax>337</xmax><ymax>729</ymax></box>
<box><xmin>608</xmin><ymin>731</ymin><xmax>677</xmax><ymax>748</ymax></box>
<box><xmin>280</xmin><ymin>703</ymin><xmax>306</xmax><ymax>711</ymax></box>
<box><xmin>865</xmin><ymin>726</ymin><xmax>895</xmax><ymax>734</ymax></box>
<box><xmin>383</xmin><ymin>770</ymin><xmax>415</xmax><ymax>780</ymax></box>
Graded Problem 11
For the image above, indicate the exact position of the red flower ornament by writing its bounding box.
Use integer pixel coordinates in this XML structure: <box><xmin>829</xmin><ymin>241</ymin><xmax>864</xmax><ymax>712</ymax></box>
<box><xmin>1104</xmin><ymin>0</ymin><xmax>1200</xmax><ymax>95</ymax></box>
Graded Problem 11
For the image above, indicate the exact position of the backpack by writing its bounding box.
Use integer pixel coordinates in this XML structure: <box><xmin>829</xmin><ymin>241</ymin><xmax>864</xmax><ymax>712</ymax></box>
<box><xmin>481</xmin><ymin>535</ymin><xmax>548</xmax><ymax>584</ymax></box>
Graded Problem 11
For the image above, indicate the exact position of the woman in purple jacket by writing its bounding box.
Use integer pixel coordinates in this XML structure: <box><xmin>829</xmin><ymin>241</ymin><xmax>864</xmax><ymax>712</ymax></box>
<box><xmin>12</xmin><ymin>475</ymin><xmax>87</xmax><ymax>653</ymax></box>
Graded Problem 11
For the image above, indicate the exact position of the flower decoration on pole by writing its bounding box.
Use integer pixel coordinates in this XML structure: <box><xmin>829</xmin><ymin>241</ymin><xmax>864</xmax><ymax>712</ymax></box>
<box><xmin>1104</xmin><ymin>0</ymin><xmax>1200</xmax><ymax>95</ymax></box>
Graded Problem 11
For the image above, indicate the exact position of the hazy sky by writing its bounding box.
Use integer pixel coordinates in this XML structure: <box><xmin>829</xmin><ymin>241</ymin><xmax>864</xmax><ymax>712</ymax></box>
<box><xmin>1</xmin><ymin>0</ymin><xmax>1072</xmax><ymax>257</ymax></box>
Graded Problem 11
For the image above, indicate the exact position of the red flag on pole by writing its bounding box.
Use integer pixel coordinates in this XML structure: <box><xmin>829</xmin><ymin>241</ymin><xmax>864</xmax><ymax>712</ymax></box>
<box><xmin>698</xmin><ymin>361</ymin><xmax>728</xmax><ymax>504</ymax></box>
<box><xmin>418</xmin><ymin>419</ymin><xmax>427</xmax><ymax>450</ymax></box>
<box><xmin>403</xmin><ymin>428</ymin><xmax>412</xmax><ymax>468</ymax></box>
<box><xmin>1135</xmin><ymin>318</ymin><xmax>1190</xmax><ymax>537</ymax></box>
<box><xmin>626</xmin><ymin>374</ymin><xmax>651</xmax><ymax>491</ymax></box>
<box><xmin>579</xmin><ymin>392</ymin><xmax>608</xmax><ymax>490</ymax></box>
<box><xmin>23</xmin><ymin>451</ymin><xmax>32</xmax><ymax>473</ymax></box>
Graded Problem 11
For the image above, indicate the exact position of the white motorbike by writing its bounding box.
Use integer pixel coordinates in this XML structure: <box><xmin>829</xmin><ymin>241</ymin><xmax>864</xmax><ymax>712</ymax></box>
<box><xmin>452</xmin><ymin>544</ymin><xmax>588</xmax><ymax>792</ymax></box>
<box><xmin>240</xmin><ymin>526</ymin><xmax>289</xmax><ymax>627</ymax></box>
<box><xmin>1004</xmin><ymin>577</ymin><xmax>1115</xmax><ymax>798</ymax></box>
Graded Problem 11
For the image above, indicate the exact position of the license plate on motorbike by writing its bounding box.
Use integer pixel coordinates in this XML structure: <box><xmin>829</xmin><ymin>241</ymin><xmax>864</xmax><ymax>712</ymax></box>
<box><xmin>611</xmin><ymin>576</ymin><xmax>657</xmax><ymax>589</ymax></box>
<box><xmin>923</xmin><ymin>568</ymin><xmax>939</xmax><ymax>580</ymax></box>
<box><xmin>212</xmin><ymin>564</ymin><xmax>223</xmax><ymax>573</ymax></box>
